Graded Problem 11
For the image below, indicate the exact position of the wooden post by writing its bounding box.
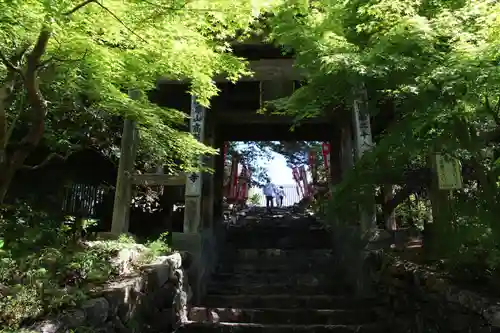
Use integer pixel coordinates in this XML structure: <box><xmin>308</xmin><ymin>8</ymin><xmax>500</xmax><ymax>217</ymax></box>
<box><xmin>352</xmin><ymin>84</ymin><xmax>377</xmax><ymax>233</ymax></box>
<box><xmin>340</xmin><ymin>126</ymin><xmax>354</xmax><ymax>176</ymax></box>
<box><xmin>329</xmin><ymin>130</ymin><xmax>342</xmax><ymax>185</ymax></box>
<box><xmin>111</xmin><ymin>118</ymin><xmax>138</xmax><ymax>235</ymax></box>
<box><xmin>203</xmin><ymin>130</ymin><xmax>215</xmax><ymax>229</ymax></box>
<box><xmin>184</xmin><ymin>95</ymin><xmax>205</xmax><ymax>233</ymax></box>
<box><xmin>426</xmin><ymin>154</ymin><xmax>462</xmax><ymax>260</ymax></box>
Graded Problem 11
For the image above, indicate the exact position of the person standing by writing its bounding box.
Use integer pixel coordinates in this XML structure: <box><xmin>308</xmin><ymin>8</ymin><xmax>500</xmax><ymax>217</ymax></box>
<box><xmin>276</xmin><ymin>186</ymin><xmax>285</xmax><ymax>207</ymax></box>
<box><xmin>263</xmin><ymin>180</ymin><xmax>275</xmax><ymax>212</ymax></box>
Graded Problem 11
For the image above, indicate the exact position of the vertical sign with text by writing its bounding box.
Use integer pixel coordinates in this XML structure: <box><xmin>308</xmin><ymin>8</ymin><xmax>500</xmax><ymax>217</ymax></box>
<box><xmin>185</xmin><ymin>97</ymin><xmax>205</xmax><ymax>196</ymax></box>
<box><xmin>435</xmin><ymin>154</ymin><xmax>463</xmax><ymax>190</ymax></box>
<box><xmin>352</xmin><ymin>96</ymin><xmax>374</xmax><ymax>159</ymax></box>
<box><xmin>352</xmin><ymin>85</ymin><xmax>376</xmax><ymax>232</ymax></box>
<box><xmin>184</xmin><ymin>96</ymin><xmax>205</xmax><ymax>233</ymax></box>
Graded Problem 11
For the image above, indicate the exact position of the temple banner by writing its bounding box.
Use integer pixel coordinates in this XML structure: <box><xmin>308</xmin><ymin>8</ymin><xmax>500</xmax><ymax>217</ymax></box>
<box><xmin>308</xmin><ymin>150</ymin><xmax>317</xmax><ymax>182</ymax></box>
<box><xmin>435</xmin><ymin>154</ymin><xmax>463</xmax><ymax>190</ymax></box>
<box><xmin>185</xmin><ymin>97</ymin><xmax>205</xmax><ymax>196</ymax></box>
<box><xmin>352</xmin><ymin>87</ymin><xmax>374</xmax><ymax>158</ymax></box>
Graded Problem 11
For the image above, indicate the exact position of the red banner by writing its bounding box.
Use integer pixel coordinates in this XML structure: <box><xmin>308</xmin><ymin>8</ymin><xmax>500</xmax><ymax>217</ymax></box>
<box><xmin>308</xmin><ymin>150</ymin><xmax>317</xmax><ymax>182</ymax></box>
<box><xmin>321</xmin><ymin>142</ymin><xmax>331</xmax><ymax>172</ymax></box>
<box><xmin>238</xmin><ymin>166</ymin><xmax>251</xmax><ymax>201</ymax></box>
<box><xmin>308</xmin><ymin>151</ymin><xmax>316</xmax><ymax>168</ymax></box>
<box><xmin>228</xmin><ymin>156</ymin><xmax>239</xmax><ymax>200</ymax></box>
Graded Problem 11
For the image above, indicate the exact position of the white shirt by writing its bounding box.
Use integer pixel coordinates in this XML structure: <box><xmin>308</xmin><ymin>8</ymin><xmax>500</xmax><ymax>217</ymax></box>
<box><xmin>263</xmin><ymin>184</ymin><xmax>275</xmax><ymax>197</ymax></box>
<box><xmin>276</xmin><ymin>188</ymin><xmax>285</xmax><ymax>197</ymax></box>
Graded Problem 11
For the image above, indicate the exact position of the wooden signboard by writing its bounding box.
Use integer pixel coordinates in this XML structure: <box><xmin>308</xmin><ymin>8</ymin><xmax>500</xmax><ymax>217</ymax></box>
<box><xmin>435</xmin><ymin>154</ymin><xmax>463</xmax><ymax>190</ymax></box>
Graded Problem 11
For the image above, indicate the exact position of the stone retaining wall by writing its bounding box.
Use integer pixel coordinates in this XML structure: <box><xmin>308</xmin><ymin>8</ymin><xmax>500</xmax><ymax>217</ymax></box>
<box><xmin>331</xmin><ymin>226</ymin><xmax>500</xmax><ymax>332</ymax></box>
<box><xmin>370</xmin><ymin>251</ymin><xmax>500</xmax><ymax>333</ymax></box>
<box><xmin>27</xmin><ymin>252</ymin><xmax>190</xmax><ymax>333</ymax></box>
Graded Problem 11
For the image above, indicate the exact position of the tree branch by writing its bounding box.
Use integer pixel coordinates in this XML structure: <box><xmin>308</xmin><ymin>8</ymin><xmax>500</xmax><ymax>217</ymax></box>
<box><xmin>93</xmin><ymin>1</ymin><xmax>147</xmax><ymax>43</ymax></box>
<box><xmin>64</xmin><ymin>0</ymin><xmax>147</xmax><ymax>43</ymax></box>
<box><xmin>0</xmin><ymin>43</ymin><xmax>29</xmax><ymax>75</ymax></box>
<box><xmin>0</xmin><ymin>52</ymin><xmax>19</xmax><ymax>73</ymax></box>
<box><xmin>63</xmin><ymin>0</ymin><xmax>96</xmax><ymax>15</ymax></box>
<box><xmin>37</xmin><ymin>49</ymin><xmax>89</xmax><ymax>69</ymax></box>
<box><xmin>21</xmin><ymin>149</ymin><xmax>79</xmax><ymax>170</ymax></box>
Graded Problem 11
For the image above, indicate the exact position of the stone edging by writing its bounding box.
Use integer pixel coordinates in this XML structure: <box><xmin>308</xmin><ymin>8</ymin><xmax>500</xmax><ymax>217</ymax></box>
<box><xmin>376</xmin><ymin>252</ymin><xmax>500</xmax><ymax>330</ymax></box>
<box><xmin>27</xmin><ymin>252</ymin><xmax>191</xmax><ymax>333</ymax></box>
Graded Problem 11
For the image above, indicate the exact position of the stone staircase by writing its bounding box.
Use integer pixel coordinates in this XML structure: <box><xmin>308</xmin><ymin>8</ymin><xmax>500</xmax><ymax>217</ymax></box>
<box><xmin>179</xmin><ymin>209</ymin><xmax>390</xmax><ymax>332</ymax></box>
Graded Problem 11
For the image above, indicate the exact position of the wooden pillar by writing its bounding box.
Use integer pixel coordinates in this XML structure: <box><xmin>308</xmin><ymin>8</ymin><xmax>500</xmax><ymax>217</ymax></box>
<box><xmin>426</xmin><ymin>154</ymin><xmax>462</xmax><ymax>259</ymax></box>
<box><xmin>352</xmin><ymin>84</ymin><xmax>377</xmax><ymax>232</ymax></box>
<box><xmin>330</xmin><ymin>128</ymin><xmax>342</xmax><ymax>185</ymax></box>
<box><xmin>110</xmin><ymin>90</ymin><xmax>140</xmax><ymax>235</ymax></box>
<box><xmin>183</xmin><ymin>96</ymin><xmax>206</xmax><ymax>233</ymax></box>
<box><xmin>383</xmin><ymin>185</ymin><xmax>397</xmax><ymax>231</ymax></box>
<box><xmin>202</xmin><ymin>123</ymin><xmax>215</xmax><ymax>229</ymax></box>
<box><xmin>340</xmin><ymin>123</ymin><xmax>354</xmax><ymax>176</ymax></box>
<box><xmin>213</xmin><ymin>136</ymin><xmax>225</xmax><ymax>222</ymax></box>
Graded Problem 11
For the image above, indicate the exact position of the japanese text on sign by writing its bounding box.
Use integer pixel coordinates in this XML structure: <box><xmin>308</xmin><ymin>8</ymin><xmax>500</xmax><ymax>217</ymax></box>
<box><xmin>435</xmin><ymin>154</ymin><xmax>463</xmax><ymax>190</ymax></box>
<box><xmin>190</xmin><ymin>97</ymin><xmax>205</xmax><ymax>141</ymax></box>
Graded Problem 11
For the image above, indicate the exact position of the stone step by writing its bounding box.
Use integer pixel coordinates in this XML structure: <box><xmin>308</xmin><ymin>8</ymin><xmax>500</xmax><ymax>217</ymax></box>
<box><xmin>218</xmin><ymin>251</ymin><xmax>334</xmax><ymax>267</ymax></box>
<box><xmin>180</xmin><ymin>322</ymin><xmax>387</xmax><ymax>333</ymax></box>
<box><xmin>189</xmin><ymin>307</ymin><xmax>379</xmax><ymax>325</ymax></box>
<box><xmin>227</xmin><ymin>223</ymin><xmax>326</xmax><ymax>232</ymax></box>
<box><xmin>206</xmin><ymin>283</ymin><xmax>351</xmax><ymax>295</ymax></box>
<box><xmin>225</xmin><ymin>242</ymin><xmax>332</xmax><ymax>250</ymax></box>
<box><xmin>225</xmin><ymin>249</ymin><xmax>334</xmax><ymax>260</ymax></box>
<box><xmin>226</xmin><ymin>227</ymin><xmax>330</xmax><ymax>236</ymax></box>
<box><xmin>225</xmin><ymin>231</ymin><xmax>332</xmax><ymax>249</ymax></box>
<box><xmin>210</xmin><ymin>272</ymin><xmax>340</xmax><ymax>284</ymax></box>
<box><xmin>215</xmin><ymin>263</ymin><xmax>338</xmax><ymax>274</ymax></box>
<box><xmin>204</xmin><ymin>294</ymin><xmax>382</xmax><ymax>309</ymax></box>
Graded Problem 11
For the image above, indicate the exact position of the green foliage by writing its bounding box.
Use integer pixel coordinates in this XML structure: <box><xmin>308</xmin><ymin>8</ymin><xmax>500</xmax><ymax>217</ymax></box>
<box><xmin>0</xmin><ymin>0</ymin><xmax>283</xmax><ymax>202</ymax></box>
<box><xmin>265</xmin><ymin>0</ymin><xmax>500</xmax><ymax>286</ymax></box>
<box><xmin>248</xmin><ymin>193</ymin><xmax>262</xmax><ymax>205</ymax></box>
<box><xmin>0</xmin><ymin>203</ymin><xmax>170</xmax><ymax>329</ymax></box>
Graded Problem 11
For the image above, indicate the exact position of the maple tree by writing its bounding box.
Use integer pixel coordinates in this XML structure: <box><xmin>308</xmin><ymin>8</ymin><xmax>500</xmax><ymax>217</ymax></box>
<box><xmin>267</xmin><ymin>0</ymin><xmax>500</xmax><ymax>279</ymax></box>
<box><xmin>0</xmin><ymin>0</ymin><xmax>279</xmax><ymax>203</ymax></box>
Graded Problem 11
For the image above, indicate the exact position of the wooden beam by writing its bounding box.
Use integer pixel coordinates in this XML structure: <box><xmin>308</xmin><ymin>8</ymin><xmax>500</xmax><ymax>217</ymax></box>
<box><xmin>217</xmin><ymin>122</ymin><xmax>335</xmax><ymax>141</ymax></box>
<box><xmin>131</xmin><ymin>173</ymin><xmax>186</xmax><ymax>186</ymax></box>
<box><xmin>157</xmin><ymin>59</ymin><xmax>301</xmax><ymax>83</ymax></box>
<box><xmin>213</xmin><ymin>110</ymin><xmax>331</xmax><ymax>125</ymax></box>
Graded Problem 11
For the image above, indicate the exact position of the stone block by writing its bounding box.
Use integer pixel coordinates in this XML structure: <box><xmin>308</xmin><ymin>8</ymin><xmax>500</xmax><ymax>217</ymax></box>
<box><xmin>25</xmin><ymin>252</ymin><xmax>189</xmax><ymax>333</ymax></box>
<box><xmin>82</xmin><ymin>297</ymin><xmax>110</xmax><ymax>326</ymax></box>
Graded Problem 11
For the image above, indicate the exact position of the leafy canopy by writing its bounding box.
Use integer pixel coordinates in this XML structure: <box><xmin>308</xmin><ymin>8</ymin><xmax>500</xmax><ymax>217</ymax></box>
<box><xmin>0</xmin><ymin>0</ymin><xmax>280</xmax><ymax>169</ymax></box>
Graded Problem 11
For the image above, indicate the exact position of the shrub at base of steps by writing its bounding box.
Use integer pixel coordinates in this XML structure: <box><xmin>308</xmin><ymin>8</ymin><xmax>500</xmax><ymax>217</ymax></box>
<box><xmin>20</xmin><ymin>252</ymin><xmax>192</xmax><ymax>333</ymax></box>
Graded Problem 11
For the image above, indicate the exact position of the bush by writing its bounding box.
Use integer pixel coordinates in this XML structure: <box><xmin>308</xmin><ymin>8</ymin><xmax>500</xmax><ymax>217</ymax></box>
<box><xmin>0</xmin><ymin>202</ymin><xmax>170</xmax><ymax>329</ymax></box>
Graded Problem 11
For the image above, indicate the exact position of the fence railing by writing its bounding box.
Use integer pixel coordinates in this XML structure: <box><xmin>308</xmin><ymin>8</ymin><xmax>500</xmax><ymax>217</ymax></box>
<box><xmin>62</xmin><ymin>183</ymin><xmax>107</xmax><ymax>218</ymax></box>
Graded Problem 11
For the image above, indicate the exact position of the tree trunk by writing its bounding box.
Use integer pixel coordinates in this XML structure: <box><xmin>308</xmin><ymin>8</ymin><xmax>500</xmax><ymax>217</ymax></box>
<box><xmin>0</xmin><ymin>28</ymin><xmax>51</xmax><ymax>203</ymax></box>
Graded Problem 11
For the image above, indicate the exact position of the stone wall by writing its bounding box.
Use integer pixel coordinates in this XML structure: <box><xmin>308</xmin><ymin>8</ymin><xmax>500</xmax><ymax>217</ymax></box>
<box><xmin>172</xmin><ymin>218</ymin><xmax>227</xmax><ymax>305</ymax></box>
<box><xmin>369</xmin><ymin>251</ymin><xmax>500</xmax><ymax>333</ymax></box>
<box><xmin>27</xmin><ymin>252</ymin><xmax>190</xmax><ymax>333</ymax></box>
<box><xmin>331</xmin><ymin>226</ymin><xmax>500</xmax><ymax>332</ymax></box>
